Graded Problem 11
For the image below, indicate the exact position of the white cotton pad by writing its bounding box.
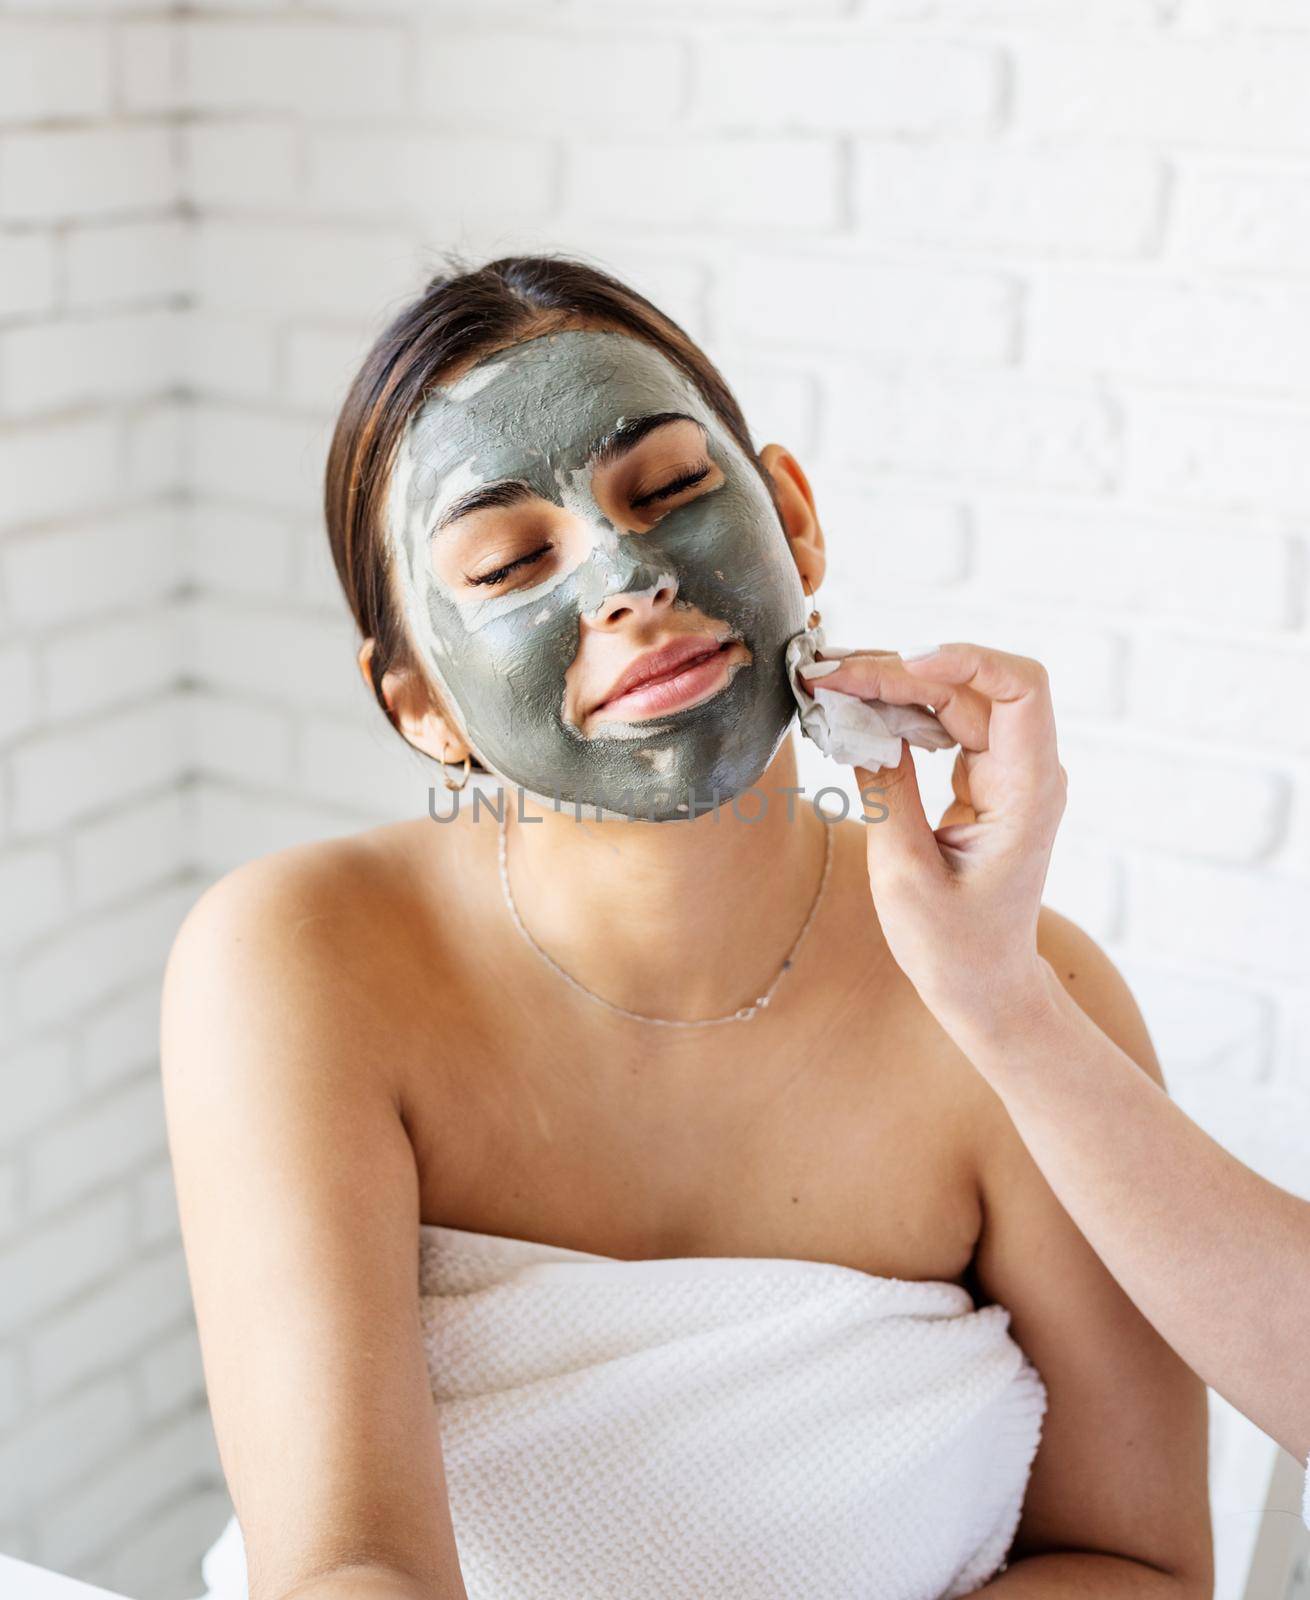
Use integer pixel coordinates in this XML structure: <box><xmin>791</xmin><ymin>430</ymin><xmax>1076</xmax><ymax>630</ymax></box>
<box><xmin>785</xmin><ymin>623</ymin><xmax>956</xmax><ymax>770</ymax></box>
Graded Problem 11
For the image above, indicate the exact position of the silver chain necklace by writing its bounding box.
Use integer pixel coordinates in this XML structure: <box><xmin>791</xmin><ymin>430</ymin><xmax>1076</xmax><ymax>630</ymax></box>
<box><xmin>496</xmin><ymin>804</ymin><xmax>834</xmax><ymax>1028</ymax></box>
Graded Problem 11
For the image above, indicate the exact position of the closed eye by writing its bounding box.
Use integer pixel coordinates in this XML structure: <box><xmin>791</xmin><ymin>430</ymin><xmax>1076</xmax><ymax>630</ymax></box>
<box><xmin>631</xmin><ymin>462</ymin><xmax>713</xmax><ymax>510</ymax></box>
<box><xmin>465</xmin><ymin>464</ymin><xmax>718</xmax><ymax>588</ymax></box>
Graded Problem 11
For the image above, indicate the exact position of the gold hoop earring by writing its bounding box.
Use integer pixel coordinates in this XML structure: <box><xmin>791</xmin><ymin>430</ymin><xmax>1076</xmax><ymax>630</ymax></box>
<box><xmin>802</xmin><ymin>576</ymin><xmax>822</xmax><ymax>631</ymax></box>
<box><xmin>441</xmin><ymin>749</ymin><xmax>471</xmax><ymax>792</ymax></box>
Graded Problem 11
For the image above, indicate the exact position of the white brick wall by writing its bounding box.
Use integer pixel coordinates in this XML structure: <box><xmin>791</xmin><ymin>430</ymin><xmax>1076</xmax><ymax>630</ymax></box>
<box><xmin>1</xmin><ymin>3</ymin><xmax>1307</xmax><ymax>1597</ymax></box>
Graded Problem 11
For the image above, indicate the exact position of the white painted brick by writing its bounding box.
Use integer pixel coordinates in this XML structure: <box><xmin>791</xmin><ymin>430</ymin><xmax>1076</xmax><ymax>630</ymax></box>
<box><xmin>195</xmin><ymin>219</ymin><xmax>418</xmax><ymax>315</ymax></box>
<box><xmin>0</xmin><ymin>309</ymin><xmax>183</xmax><ymax>416</ymax></box>
<box><xmin>184</xmin><ymin>120</ymin><xmax>301</xmax><ymax>208</ymax></box>
<box><xmin>283</xmin><ymin>322</ymin><xmax>373</xmax><ymax>412</ymax></box>
<box><xmin>0</xmin><ymin>1188</ymin><xmax>132</xmax><ymax>1339</ymax></box>
<box><xmin>720</xmin><ymin>253</ymin><xmax>1014</xmax><ymax>364</ymax></box>
<box><xmin>14</xmin><ymin>882</ymin><xmax>192</xmax><ymax>1035</ymax></box>
<box><xmin>184</xmin><ymin>311</ymin><xmax>279</xmax><ymax>402</ymax></box>
<box><xmin>186</xmin><ymin>598</ymin><xmax>367</xmax><ymax>715</ymax></box>
<box><xmin>190</xmin><ymin>402</ymin><xmax>328</xmax><ymax>514</ymax></box>
<box><xmin>1180</xmin><ymin>0</ymin><xmax>1310</xmax><ymax>26</ymax></box>
<box><xmin>2</xmin><ymin>508</ymin><xmax>180</xmax><ymax>629</ymax></box>
<box><xmin>1128</xmin><ymin>858</ymin><xmax>1310</xmax><ymax>982</ymax></box>
<box><xmin>1128</xmin><ymin>395</ymin><xmax>1310</xmax><ymax>514</ymax></box>
<box><xmin>123</xmin><ymin>399</ymin><xmax>187</xmax><ymax>498</ymax></box>
<box><xmin>415</xmin><ymin>30</ymin><xmax>687</xmax><ymax>126</ymax></box>
<box><xmin>1117</xmin><ymin>959</ymin><xmax>1274</xmax><ymax>1083</ymax></box>
<box><xmin>0</xmin><ymin>22</ymin><xmax>113</xmax><ymax>123</ymax></box>
<box><xmin>1127</xmin><ymin>631</ymin><xmax>1310</xmax><ymax>756</ymax></box>
<box><xmin>137</xmin><ymin>1324</ymin><xmax>205</xmax><ymax>1424</ymax></box>
<box><xmin>1062</xmin><ymin>731</ymin><xmax>1287</xmax><ymax>864</ymax></box>
<box><xmin>1031</xmin><ymin>275</ymin><xmax>1310</xmax><ymax>396</ymax></box>
<box><xmin>564</xmin><ymin>0</ymin><xmax>845</xmax><ymax>12</ymax></box>
<box><xmin>0</xmin><ymin>126</ymin><xmax>178</xmax><ymax>223</ymax></box>
<box><xmin>567</xmin><ymin>139</ymin><xmax>841</xmax><ymax>233</ymax></box>
<box><xmin>862</xmin><ymin>0</ymin><xmax>1157</xmax><ymax>14</ymax></box>
<box><xmin>5</xmin><ymin>0</ymin><xmax>172</xmax><ymax>11</ymax></box>
<box><xmin>79</xmin><ymin>980</ymin><xmax>166</xmax><ymax>1094</ymax></box>
<box><xmin>0</xmin><ymin>1158</ymin><xmax>19</xmax><ymax>1240</ymax></box>
<box><xmin>135</xmin><ymin>1160</ymin><xmax>181</xmax><ymax>1248</ymax></box>
<box><xmin>115</xmin><ymin>21</ymin><xmax>182</xmax><ymax>116</ymax></box>
<box><xmin>71</xmin><ymin>788</ymin><xmax>187</xmax><ymax>910</ymax></box>
<box><xmin>0</xmin><ymin>845</ymin><xmax>66</xmax><ymax>954</ymax></box>
<box><xmin>0</xmin><ymin>1035</ymin><xmax>77</xmax><ymax>1148</ymax></box>
<box><xmin>104</xmin><ymin>1485</ymin><xmax>232</xmax><ymax>1599</ymax></box>
<box><xmin>853</xmin><ymin>145</ymin><xmax>1163</xmax><ymax>257</ymax></box>
<box><xmin>10</xmin><ymin>695</ymin><xmax>186</xmax><ymax>836</ymax></box>
<box><xmin>190</xmin><ymin>690</ymin><xmax>296</xmax><ymax>787</ymax></box>
<box><xmin>0</xmin><ymin>418</ymin><xmax>119</xmax><ymax>530</ymax></box>
<box><xmin>183</xmin><ymin>20</ymin><xmax>407</xmax><ymax>116</ymax></box>
<box><xmin>28</xmin><ymin>1246</ymin><xmax>191</xmax><ymax>1404</ymax></box>
<box><xmin>41</xmin><ymin>608</ymin><xmax>177</xmax><ymax>720</ymax></box>
<box><xmin>972</xmin><ymin>505</ymin><xmax>1296</xmax><ymax>631</ymax></box>
<box><xmin>1015</xmin><ymin>37</ymin><xmax>1310</xmax><ymax>149</ymax></box>
<box><xmin>0</xmin><ymin>1346</ymin><xmax>20</xmax><ymax>1431</ymax></box>
<box><xmin>186</xmin><ymin>503</ymin><xmax>295</xmax><ymax>598</ymax></box>
<box><xmin>297</xmin><ymin>713</ymin><xmax>435</xmax><ymax>819</ymax></box>
<box><xmin>305</xmin><ymin>130</ymin><xmax>556</xmax><ymax>230</ymax></box>
<box><xmin>1038</xmin><ymin>834</ymin><xmax>1121</xmax><ymax>942</ymax></box>
<box><xmin>38</xmin><ymin>1408</ymin><xmax>218</xmax><ymax>1572</ymax></box>
<box><xmin>691</xmin><ymin>34</ymin><xmax>996</xmax><ymax>134</ymax></box>
<box><xmin>0</xmin><ymin>642</ymin><xmax>38</xmax><ymax>744</ymax></box>
<box><xmin>192</xmin><ymin>781</ymin><xmax>365</xmax><ymax>877</ymax></box>
<box><xmin>65</xmin><ymin>220</ymin><xmax>188</xmax><ymax>310</ymax></box>
<box><xmin>294</xmin><ymin>511</ymin><xmax>355</xmax><ymax>613</ymax></box>
<box><xmin>0</xmin><ymin>232</ymin><xmax>58</xmax><ymax>318</ymax></box>
<box><xmin>719</xmin><ymin>360</ymin><xmax>818</xmax><ymax>458</ymax></box>
<box><xmin>810</xmin><ymin>484</ymin><xmax>969</xmax><ymax>586</ymax></box>
<box><xmin>827</xmin><ymin>367</ymin><xmax>1120</xmax><ymax>492</ymax></box>
<box><xmin>0</xmin><ymin>1373</ymin><xmax>137</xmax><ymax>1519</ymax></box>
<box><xmin>1174</xmin><ymin>162</ymin><xmax>1310</xmax><ymax>275</ymax></box>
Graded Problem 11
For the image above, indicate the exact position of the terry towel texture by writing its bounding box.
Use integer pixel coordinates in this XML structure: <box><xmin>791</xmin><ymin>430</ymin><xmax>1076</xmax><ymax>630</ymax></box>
<box><xmin>786</xmin><ymin>622</ymin><xmax>957</xmax><ymax>772</ymax></box>
<box><xmin>197</xmin><ymin>1224</ymin><xmax>1047</xmax><ymax>1600</ymax></box>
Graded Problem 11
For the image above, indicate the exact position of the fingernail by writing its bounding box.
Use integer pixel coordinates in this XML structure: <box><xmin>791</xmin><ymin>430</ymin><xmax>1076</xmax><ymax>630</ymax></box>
<box><xmin>798</xmin><ymin>659</ymin><xmax>843</xmax><ymax>679</ymax></box>
<box><xmin>900</xmin><ymin>642</ymin><xmax>941</xmax><ymax>662</ymax></box>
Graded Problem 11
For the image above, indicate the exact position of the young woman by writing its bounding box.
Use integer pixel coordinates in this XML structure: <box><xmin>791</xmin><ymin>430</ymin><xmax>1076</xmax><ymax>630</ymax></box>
<box><xmin>162</xmin><ymin>255</ymin><xmax>1212</xmax><ymax>1600</ymax></box>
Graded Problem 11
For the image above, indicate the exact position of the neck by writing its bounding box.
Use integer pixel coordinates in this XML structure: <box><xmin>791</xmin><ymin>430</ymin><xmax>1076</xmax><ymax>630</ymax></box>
<box><xmin>497</xmin><ymin>739</ymin><xmax>833</xmax><ymax>1025</ymax></box>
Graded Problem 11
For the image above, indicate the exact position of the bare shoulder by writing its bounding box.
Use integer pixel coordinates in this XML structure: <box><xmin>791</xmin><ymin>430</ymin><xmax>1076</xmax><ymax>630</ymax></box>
<box><xmin>160</xmin><ymin>815</ymin><xmax>463</xmax><ymax>1097</ymax></box>
<box><xmin>1034</xmin><ymin>903</ymin><xmax>1166</xmax><ymax>1088</ymax></box>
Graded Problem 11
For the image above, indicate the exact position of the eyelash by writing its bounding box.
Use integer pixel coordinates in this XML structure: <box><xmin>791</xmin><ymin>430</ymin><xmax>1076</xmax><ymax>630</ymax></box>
<box><xmin>465</xmin><ymin>463</ymin><xmax>714</xmax><ymax>588</ymax></box>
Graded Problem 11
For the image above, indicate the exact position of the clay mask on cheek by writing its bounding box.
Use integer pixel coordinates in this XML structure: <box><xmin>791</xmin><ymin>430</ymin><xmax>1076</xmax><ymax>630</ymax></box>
<box><xmin>386</xmin><ymin>328</ymin><xmax>808</xmax><ymax>822</ymax></box>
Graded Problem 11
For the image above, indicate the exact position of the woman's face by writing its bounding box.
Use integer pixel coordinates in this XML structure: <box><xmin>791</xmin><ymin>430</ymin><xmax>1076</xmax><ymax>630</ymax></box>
<box><xmin>386</xmin><ymin>327</ymin><xmax>808</xmax><ymax>820</ymax></box>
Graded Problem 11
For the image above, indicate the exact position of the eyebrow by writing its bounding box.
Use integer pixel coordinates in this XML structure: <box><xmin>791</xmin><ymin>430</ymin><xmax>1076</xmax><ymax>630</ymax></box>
<box><xmin>429</xmin><ymin>412</ymin><xmax>702</xmax><ymax>538</ymax></box>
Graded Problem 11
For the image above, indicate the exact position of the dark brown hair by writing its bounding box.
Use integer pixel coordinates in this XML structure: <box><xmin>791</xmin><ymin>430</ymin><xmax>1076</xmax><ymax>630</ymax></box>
<box><xmin>324</xmin><ymin>250</ymin><xmax>777</xmax><ymax>764</ymax></box>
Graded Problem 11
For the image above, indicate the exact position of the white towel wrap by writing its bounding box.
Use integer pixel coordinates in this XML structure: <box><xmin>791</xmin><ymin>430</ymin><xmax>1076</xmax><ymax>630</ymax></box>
<box><xmin>196</xmin><ymin>1223</ymin><xmax>1047</xmax><ymax>1600</ymax></box>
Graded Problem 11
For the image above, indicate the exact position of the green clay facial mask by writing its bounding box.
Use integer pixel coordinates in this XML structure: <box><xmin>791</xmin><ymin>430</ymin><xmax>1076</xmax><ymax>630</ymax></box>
<box><xmin>386</xmin><ymin>327</ymin><xmax>808</xmax><ymax>821</ymax></box>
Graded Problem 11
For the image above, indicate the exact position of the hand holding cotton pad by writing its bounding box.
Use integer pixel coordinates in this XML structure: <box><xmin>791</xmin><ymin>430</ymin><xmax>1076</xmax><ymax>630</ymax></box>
<box><xmin>785</xmin><ymin>623</ymin><xmax>956</xmax><ymax>771</ymax></box>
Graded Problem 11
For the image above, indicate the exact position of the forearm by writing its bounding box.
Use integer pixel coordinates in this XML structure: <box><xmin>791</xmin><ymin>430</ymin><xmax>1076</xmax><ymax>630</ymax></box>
<box><xmin>980</xmin><ymin>1550</ymin><xmax>1204</xmax><ymax>1595</ymax></box>
<box><xmin>940</xmin><ymin>960</ymin><xmax>1310</xmax><ymax>1463</ymax></box>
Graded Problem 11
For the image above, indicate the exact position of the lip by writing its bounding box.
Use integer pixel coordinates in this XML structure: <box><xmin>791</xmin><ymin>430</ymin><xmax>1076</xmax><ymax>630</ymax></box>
<box><xmin>591</xmin><ymin>636</ymin><xmax>742</xmax><ymax>721</ymax></box>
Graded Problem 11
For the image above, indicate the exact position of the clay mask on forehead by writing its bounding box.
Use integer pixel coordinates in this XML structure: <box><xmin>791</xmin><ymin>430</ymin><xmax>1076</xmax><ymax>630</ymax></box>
<box><xmin>387</xmin><ymin>327</ymin><xmax>807</xmax><ymax>821</ymax></box>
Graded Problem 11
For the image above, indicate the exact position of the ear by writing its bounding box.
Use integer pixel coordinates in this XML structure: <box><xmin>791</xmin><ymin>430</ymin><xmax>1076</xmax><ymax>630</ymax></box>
<box><xmin>356</xmin><ymin>639</ymin><xmax>474</xmax><ymax>767</ymax></box>
<box><xmin>758</xmin><ymin>443</ymin><xmax>826</xmax><ymax>595</ymax></box>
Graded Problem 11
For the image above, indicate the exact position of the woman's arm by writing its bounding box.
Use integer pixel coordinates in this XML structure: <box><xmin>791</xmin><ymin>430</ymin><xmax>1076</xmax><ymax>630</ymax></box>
<box><xmin>806</xmin><ymin>638</ymin><xmax>1308</xmax><ymax>1474</ymax></box>
<box><xmin>945</xmin><ymin>909</ymin><xmax>1310</xmax><ymax>1467</ymax></box>
<box><xmin>160</xmin><ymin>850</ymin><xmax>468</xmax><ymax>1600</ymax></box>
<box><xmin>960</xmin><ymin>925</ymin><xmax>1213</xmax><ymax>1594</ymax></box>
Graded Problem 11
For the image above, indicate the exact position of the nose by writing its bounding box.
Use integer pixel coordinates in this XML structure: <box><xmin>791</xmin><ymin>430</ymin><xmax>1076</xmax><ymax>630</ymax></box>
<box><xmin>589</xmin><ymin>573</ymin><xmax>679</xmax><ymax>628</ymax></box>
<box><xmin>576</xmin><ymin>523</ymin><xmax>681</xmax><ymax>629</ymax></box>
